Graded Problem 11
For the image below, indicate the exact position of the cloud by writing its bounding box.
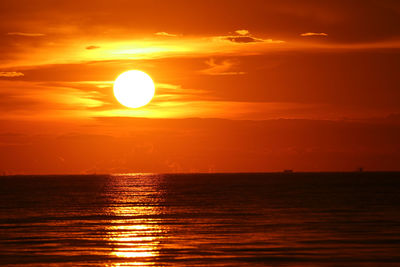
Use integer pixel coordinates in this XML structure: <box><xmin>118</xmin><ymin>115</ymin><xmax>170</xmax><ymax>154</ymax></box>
<box><xmin>155</xmin><ymin>32</ymin><xmax>178</xmax><ymax>37</ymax></box>
<box><xmin>154</xmin><ymin>83</ymin><xmax>207</xmax><ymax>102</ymax></box>
<box><xmin>235</xmin><ymin>29</ymin><xmax>249</xmax><ymax>36</ymax></box>
<box><xmin>200</xmin><ymin>58</ymin><xmax>246</xmax><ymax>76</ymax></box>
<box><xmin>224</xmin><ymin>36</ymin><xmax>264</xmax><ymax>43</ymax></box>
<box><xmin>7</xmin><ymin>32</ymin><xmax>45</xmax><ymax>37</ymax></box>
<box><xmin>0</xmin><ymin>80</ymin><xmax>104</xmax><ymax>119</ymax></box>
<box><xmin>220</xmin><ymin>30</ymin><xmax>285</xmax><ymax>44</ymax></box>
<box><xmin>0</xmin><ymin>71</ymin><xmax>24</xmax><ymax>77</ymax></box>
<box><xmin>301</xmin><ymin>32</ymin><xmax>328</xmax><ymax>37</ymax></box>
<box><xmin>86</xmin><ymin>45</ymin><xmax>100</xmax><ymax>50</ymax></box>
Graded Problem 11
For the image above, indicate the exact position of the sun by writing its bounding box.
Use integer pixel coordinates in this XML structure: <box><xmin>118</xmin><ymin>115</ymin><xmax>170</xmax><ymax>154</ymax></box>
<box><xmin>113</xmin><ymin>70</ymin><xmax>155</xmax><ymax>108</ymax></box>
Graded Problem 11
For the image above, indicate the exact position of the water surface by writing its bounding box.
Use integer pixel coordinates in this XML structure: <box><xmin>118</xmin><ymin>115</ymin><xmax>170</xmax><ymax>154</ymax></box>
<box><xmin>1</xmin><ymin>172</ymin><xmax>400</xmax><ymax>266</ymax></box>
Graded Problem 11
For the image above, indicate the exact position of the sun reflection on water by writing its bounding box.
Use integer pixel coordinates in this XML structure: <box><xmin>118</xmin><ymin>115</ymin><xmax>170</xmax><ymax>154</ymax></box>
<box><xmin>106</xmin><ymin>174</ymin><xmax>165</xmax><ymax>266</ymax></box>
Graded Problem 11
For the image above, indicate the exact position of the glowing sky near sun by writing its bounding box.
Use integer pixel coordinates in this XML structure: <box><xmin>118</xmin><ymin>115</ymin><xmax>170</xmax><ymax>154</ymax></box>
<box><xmin>0</xmin><ymin>0</ymin><xmax>399</xmax><ymax>174</ymax></box>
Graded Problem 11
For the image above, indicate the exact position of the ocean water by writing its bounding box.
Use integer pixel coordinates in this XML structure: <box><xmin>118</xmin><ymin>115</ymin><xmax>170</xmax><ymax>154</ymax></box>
<box><xmin>1</xmin><ymin>172</ymin><xmax>400</xmax><ymax>266</ymax></box>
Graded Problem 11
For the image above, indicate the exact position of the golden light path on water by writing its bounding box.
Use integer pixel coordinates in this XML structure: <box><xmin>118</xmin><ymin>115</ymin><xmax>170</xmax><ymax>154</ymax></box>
<box><xmin>105</xmin><ymin>174</ymin><xmax>166</xmax><ymax>266</ymax></box>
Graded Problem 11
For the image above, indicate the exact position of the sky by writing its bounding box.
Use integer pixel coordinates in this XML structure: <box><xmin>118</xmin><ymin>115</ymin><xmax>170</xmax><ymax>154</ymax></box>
<box><xmin>0</xmin><ymin>0</ymin><xmax>399</xmax><ymax>174</ymax></box>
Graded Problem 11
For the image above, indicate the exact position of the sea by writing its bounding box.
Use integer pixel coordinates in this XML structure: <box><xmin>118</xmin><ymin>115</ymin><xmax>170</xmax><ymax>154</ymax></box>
<box><xmin>0</xmin><ymin>172</ymin><xmax>400</xmax><ymax>266</ymax></box>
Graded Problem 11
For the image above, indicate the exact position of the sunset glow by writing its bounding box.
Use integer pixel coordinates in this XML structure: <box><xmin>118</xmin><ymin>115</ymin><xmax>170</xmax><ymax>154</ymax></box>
<box><xmin>0</xmin><ymin>0</ymin><xmax>399</xmax><ymax>174</ymax></box>
<box><xmin>1</xmin><ymin>2</ymin><xmax>400</xmax><ymax>267</ymax></box>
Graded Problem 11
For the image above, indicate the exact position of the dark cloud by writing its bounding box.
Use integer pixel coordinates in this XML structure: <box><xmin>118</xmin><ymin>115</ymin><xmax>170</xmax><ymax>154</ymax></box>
<box><xmin>220</xmin><ymin>30</ymin><xmax>282</xmax><ymax>43</ymax></box>
<box><xmin>86</xmin><ymin>45</ymin><xmax>100</xmax><ymax>50</ymax></box>
<box><xmin>7</xmin><ymin>32</ymin><xmax>45</xmax><ymax>37</ymax></box>
<box><xmin>224</xmin><ymin>36</ymin><xmax>263</xmax><ymax>43</ymax></box>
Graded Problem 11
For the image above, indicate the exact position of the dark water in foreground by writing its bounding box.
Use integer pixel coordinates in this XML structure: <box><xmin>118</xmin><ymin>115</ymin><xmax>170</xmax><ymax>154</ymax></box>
<box><xmin>1</xmin><ymin>173</ymin><xmax>400</xmax><ymax>266</ymax></box>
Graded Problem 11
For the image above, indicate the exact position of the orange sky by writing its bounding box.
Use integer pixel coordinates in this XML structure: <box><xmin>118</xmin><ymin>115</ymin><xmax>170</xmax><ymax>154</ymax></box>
<box><xmin>0</xmin><ymin>0</ymin><xmax>399</xmax><ymax>174</ymax></box>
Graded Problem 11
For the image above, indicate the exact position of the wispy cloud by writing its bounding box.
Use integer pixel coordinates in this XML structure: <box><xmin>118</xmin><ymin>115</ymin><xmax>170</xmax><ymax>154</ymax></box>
<box><xmin>0</xmin><ymin>71</ymin><xmax>24</xmax><ymax>77</ymax></box>
<box><xmin>2</xmin><ymin>78</ymin><xmax>312</xmax><ymax>121</ymax></box>
<box><xmin>235</xmin><ymin>29</ymin><xmax>250</xmax><ymax>36</ymax></box>
<box><xmin>30</xmin><ymin>80</ymin><xmax>209</xmax><ymax>111</ymax></box>
<box><xmin>155</xmin><ymin>32</ymin><xmax>178</xmax><ymax>37</ymax></box>
<box><xmin>300</xmin><ymin>32</ymin><xmax>328</xmax><ymax>37</ymax></box>
<box><xmin>7</xmin><ymin>32</ymin><xmax>45</xmax><ymax>37</ymax></box>
<box><xmin>219</xmin><ymin>30</ymin><xmax>285</xmax><ymax>44</ymax></box>
<box><xmin>0</xmin><ymin>33</ymin><xmax>287</xmax><ymax>68</ymax></box>
<box><xmin>94</xmin><ymin>100</ymin><xmax>320</xmax><ymax>121</ymax></box>
<box><xmin>5</xmin><ymin>29</ymin><xmax>400</xmax><ymax>70</ymax></box>
<box><xmin>86</xmin><ymin>45</ymin><xmax>100</xmax><ymax>50</ymax></box>
<box><xmin>200</xmin><ymin>58</ymin><xmax>246</xmax><ymax>76</ymax></box>
<box><xmin>154</xmin><ymin>83</ymin><xmax>207</xmax><ymax>102</ymax></box>
<box><xmin>0</xmin><ymin>80</ymin><xmax>104</xmax><ymax>119</ymax></box>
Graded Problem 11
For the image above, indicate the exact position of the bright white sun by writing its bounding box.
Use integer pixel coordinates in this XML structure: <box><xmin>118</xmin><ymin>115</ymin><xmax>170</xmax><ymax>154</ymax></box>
<box><xmin>113</xmin><ymin>70</ymin><xmax>155</xmax><ymax>108</ymax></box>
